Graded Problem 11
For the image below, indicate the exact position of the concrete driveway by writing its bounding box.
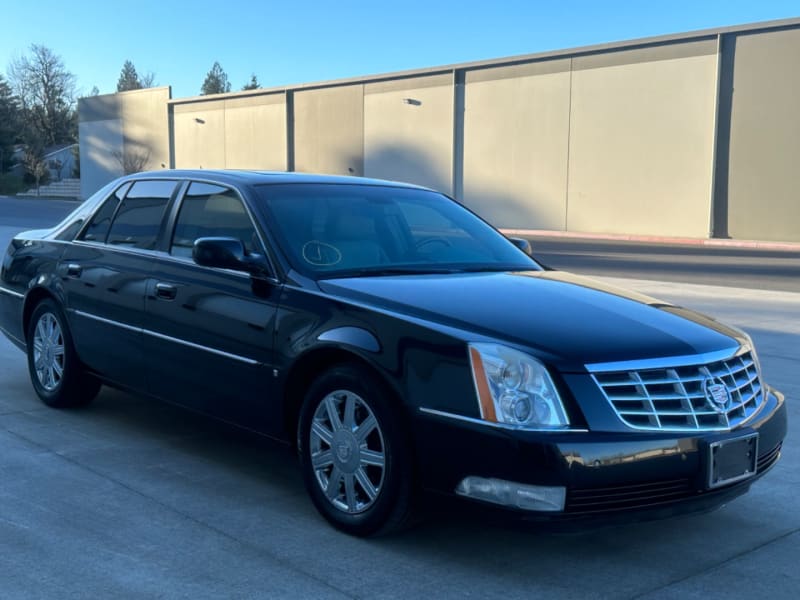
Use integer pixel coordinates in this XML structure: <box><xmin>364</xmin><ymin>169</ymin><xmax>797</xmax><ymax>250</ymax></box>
<box><xmin>0</xmin><ymin>276</ymin><xmax>796</xmax><ymax>599</ymax></box>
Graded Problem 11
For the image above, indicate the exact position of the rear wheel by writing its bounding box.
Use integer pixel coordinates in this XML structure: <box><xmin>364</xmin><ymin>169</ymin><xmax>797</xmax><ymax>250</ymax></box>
<box><xmin>27</xmin><ymin>299</ymin><xmax>100</xmax><ymax>408</ymax></box>
<box><xmin>298</xmin><ymin>364</ymin><xmax>414</xmax><ymax>536</ymax></box>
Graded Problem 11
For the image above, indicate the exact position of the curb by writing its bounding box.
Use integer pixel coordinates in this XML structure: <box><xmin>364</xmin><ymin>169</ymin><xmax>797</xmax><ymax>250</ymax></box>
<box><xmin>500</xmin><ymin>228</ymin><xmax>800</xmax><ymax>252</ymax></box>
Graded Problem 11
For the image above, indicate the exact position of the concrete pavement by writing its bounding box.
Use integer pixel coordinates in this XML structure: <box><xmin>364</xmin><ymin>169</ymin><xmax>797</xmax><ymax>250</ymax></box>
<box><xmin>0</xmin><ymin>277</ymin><xmax>796</xmax><ymax>599</ymax></box>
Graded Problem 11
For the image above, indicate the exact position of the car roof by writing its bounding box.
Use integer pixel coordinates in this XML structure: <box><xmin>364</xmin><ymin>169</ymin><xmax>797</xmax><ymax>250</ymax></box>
<box><xmin>125</xmin><ymin>169</ymin><xmax>434</xmax><ymax>191</ymax></box>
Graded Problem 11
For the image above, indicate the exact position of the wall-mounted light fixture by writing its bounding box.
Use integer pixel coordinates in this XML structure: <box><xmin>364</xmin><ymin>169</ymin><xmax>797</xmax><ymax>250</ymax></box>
<box><xmin>402</xmin><ymin>98</ymin><xmax>421</xmax><ymax>106</ymax></box>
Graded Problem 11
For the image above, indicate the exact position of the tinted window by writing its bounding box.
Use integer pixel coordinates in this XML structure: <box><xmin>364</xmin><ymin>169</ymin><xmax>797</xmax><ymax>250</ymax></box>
<box><xmin>106</xmin><ymin>180</ymin><xmax>176</xmax><ymax>250</ymax></box>
<box><xmin>255</xmin><ymin>183</ymin><xmax>538</xmax><ymax>277</ymax></box>
<box><xmin>78</xmin><ymin>182</ymin><xmax>131</xmax><ymax>243</ymax></box>
<box><xmin>171</xmin><ymin>182</ymin><xmax>260</xmax><ymax>258</ymax></box>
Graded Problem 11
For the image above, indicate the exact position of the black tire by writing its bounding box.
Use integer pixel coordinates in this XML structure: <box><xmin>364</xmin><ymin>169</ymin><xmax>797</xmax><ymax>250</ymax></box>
<box><xmin>26</xmin><ymin>298</ymin><xmax>101</xmax><ymax>408</ymax></box>
<box><xmin>297</xmin><ymin>363</ymin><xmax>414</xmax><ymax>537</ymax></box>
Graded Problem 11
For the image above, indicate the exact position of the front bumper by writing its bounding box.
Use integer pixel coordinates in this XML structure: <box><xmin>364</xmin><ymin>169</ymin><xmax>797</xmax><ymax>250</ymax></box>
<box><xmin>413</xmin><ymin>386</ymin><xmax>786</xmax><ymax>522</ymax></box>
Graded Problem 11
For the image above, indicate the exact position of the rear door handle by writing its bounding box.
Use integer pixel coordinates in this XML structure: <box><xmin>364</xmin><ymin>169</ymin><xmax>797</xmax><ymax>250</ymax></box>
<box><xmin>66</xmin><ymin>263</ymin><xmax>82</xmax><ymax>278</ymax></box>
<box><xmin>155</xmin><ymin>282</ymin><xmax>177</xmax><ymax>300</ymax></box>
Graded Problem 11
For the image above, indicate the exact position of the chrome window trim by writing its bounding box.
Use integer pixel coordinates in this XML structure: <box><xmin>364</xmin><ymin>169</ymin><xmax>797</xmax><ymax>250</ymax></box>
<box><xmin>70</xmin><ymin>309</ymin><xmax>261</xmax><ymax>366</ymax></box>
<box><xmin>419</xmin><ymin>407</ymin><xmax>588</xmax><ymax>433</ymax></box>
<box><xmin>71</xmin><ymin>240</ymin><xmax>253</xmax><ymax>280</ymax></box>
<box><xmin>585</xmin><ymin>345</ymin><xmax>744</xmax><ymax>373</ymax></box>
<box><xmin>0</xmin><ymin>286</ymin><xmax>25</xmax><ymax>299</ymax></box>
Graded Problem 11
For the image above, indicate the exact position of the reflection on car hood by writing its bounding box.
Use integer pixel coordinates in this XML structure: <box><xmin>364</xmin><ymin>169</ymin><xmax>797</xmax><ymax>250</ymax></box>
<box><xmin>318</xmin><ymin>270</ymin><xmax>743</xmax><ymax>370</ymax></box>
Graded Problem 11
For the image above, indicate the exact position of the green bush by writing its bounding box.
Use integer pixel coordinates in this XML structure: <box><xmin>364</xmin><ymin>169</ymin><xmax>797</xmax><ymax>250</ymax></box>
<box><xmin>0</xmin><ymin>173</ymin><xmax>27</xmax><ymax>195</ymax></box>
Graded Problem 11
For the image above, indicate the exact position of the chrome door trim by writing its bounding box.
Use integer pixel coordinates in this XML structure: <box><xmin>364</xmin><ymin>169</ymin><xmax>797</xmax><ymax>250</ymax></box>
<box><xmin>70</xmin><ymin>309</ymin><xmax>261</xmax><ymax>366</ymax></box>
<box><xmin>143</xmin><ymin>329</ymin><xmax>261</xmax><ymax>366</ymax></box>
<box><xmin>0</xmin><ymin>286</ymin><xmax>25</xmax><ymax>299</ymax></box>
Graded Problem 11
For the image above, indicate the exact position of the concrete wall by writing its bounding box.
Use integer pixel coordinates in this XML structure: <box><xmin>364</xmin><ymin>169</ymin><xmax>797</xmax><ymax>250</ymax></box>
<box><xmin>567</xmin><ymin>41</ymin><xmax>718</xmax><ymax>237</ymax></box>
<box><xmin>462</xmin><ymin>60</ymin><xmax>571</xmax><ymax>229</ymax></box>
<box><xmin>725</xmin><ymin>28</ymin><xmax>800</xmax><ymax>242</ymax></box>
<box><xmin>362</xmin><ymin>75</ymin><xmax>454</xmax><ymax>195</ymax></box>
<box><xmin>172</xmin><ymin>93</ymin><xmax>287</xmax><ymax>170</ymax></box>
<box><xmin>78</xmin><ymin>87</ymin><xmax>170</xmax><ymax>199</ymax></box>
<box><xmin>294</xmin><ymin>85</ymin><xmax>364</xmax><ymax>176</ymax></box>
<box><xmin>77</xmin><ymin>20</ymin><xmax>800</xmax><ymax>242</ymax></box>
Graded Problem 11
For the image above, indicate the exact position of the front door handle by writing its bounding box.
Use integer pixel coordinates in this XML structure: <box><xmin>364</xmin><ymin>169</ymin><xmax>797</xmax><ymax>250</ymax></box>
<box><xmin>66</xmin><ymin>263</ymin><xmax>82</xmax><ymax>278</ymax></box>
<box><xmin>155</xmin><ymin>282</ymin><xmax>177</xmax><ymax>300</ymax></box>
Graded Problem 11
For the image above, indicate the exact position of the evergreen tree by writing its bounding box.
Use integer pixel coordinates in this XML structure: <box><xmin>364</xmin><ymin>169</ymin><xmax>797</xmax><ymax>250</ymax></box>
<box><xmin>117</xmin><ymin>60</ymin><xmax>142</xmax><ymax>92</ymax></box>
<box><xmin>200</xmin><ymin>62</ymin><xmax>231</xmax><ymax>95</ymax></box>
<box><xmin>0</xmin><ymin>75</ymin><xmax>21</xmax><ymax>172</ymax></box>
<box><xmin>242</xmin><ymin>74</ymin><xmax>260</xmax><ymax>90</ymax></box>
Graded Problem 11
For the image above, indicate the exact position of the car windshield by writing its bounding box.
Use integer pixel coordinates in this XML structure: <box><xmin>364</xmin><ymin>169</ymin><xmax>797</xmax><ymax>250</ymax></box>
<box><xmin>254</xmin><ymin>183</ymin><xmax>540</xmax><ymax>279</ymax></box>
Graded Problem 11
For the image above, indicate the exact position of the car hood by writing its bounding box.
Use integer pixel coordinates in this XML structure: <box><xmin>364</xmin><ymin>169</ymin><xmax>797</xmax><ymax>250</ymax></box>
<box><xmin>317</xmin><ymin>270</ymin><xmax>743</xmax><ymax>370</ymax></box>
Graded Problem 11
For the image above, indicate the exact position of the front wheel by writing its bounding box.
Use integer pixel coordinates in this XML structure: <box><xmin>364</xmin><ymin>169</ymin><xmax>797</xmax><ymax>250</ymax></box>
<box><xmin>298</xmin><ymin>364</ymin><xmax>414</xmax><ymax>536</ymax></box>
<box><xmin>27</xmin><ymin>299</ymin><xmax>101</xmax><ymax>408</ymax></box>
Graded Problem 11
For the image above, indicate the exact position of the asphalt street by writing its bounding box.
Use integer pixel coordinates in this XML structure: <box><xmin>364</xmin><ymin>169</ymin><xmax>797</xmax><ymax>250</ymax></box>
<box><xmin>0</xmin><ymin>195</ymin><xmax>798</xmax><ymax>598</ymax></box>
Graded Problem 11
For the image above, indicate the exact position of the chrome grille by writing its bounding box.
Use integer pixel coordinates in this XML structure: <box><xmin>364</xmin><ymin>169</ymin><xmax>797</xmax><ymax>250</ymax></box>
<box><xmin>592</xmin><ymin>350</ymin><xmax>764</xmax><ymax>431</ymax></box>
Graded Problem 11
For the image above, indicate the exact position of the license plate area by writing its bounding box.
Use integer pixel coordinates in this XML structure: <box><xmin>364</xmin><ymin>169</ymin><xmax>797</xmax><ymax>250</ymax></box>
<box><xmin>707</xmin><ymin>432</ymin><xmax>758</xmax><ymax>489</ymax></box>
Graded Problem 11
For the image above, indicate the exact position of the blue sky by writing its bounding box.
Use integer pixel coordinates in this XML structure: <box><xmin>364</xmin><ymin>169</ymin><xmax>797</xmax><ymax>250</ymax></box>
<box><xmin>1</xmin><ymin>0</ymin><xmax>797</xmax><ymax>99</ymax></box>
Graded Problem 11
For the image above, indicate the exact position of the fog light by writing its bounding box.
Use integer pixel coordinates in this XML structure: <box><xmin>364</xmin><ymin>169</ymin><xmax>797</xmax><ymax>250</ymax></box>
<box><xmin>455</xmin><ymin>477</ymin><xmax>566</xmax><ymax>512</ymax></box>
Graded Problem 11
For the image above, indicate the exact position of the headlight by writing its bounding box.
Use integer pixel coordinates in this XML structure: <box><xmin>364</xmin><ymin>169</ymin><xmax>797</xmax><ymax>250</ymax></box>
<box><xmin>468</xmin><ymin>343</ymin><xmax>569</xmax><ymax>429</ymax></box>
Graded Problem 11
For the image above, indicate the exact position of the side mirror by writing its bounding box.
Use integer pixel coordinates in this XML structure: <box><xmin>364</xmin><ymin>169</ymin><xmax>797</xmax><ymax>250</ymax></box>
<box><xmin>193</xmin><ymin>237</ymin><xmax>268</xmax><ymax>275</ymax></box>
<box><xmin>508</xmin><ymin>236</ymin><xmax>533</xmax><ymax>257</ymax></box>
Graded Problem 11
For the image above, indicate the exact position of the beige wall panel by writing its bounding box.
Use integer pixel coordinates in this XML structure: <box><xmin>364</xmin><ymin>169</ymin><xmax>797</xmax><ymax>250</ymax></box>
<box><xmin>462</xmin><ymin>60</ymin><xmax>571</xmax><ymax>229</ymax></box>
<box><xmin>79</xmin><ymin>119</ymin><xmax>124</xmax><ymax>199</ymax></box>
<box><xmin>120</xmin><ymin>87</ymin><xmax>171</xmax><ymax>171</ymax></box>
<box><xmin>294</xmin><ymin>85</ymin><xmax>364</xmax><ymax>175</ymax></box>
<box><xmin>223</xmin><ymin>95</ymin><xmax>286</xmax><ymax>170</ymax></box>
<box><xmin>727</xmin><ymin>29</ymin><xmax>800</xmax><ymax>241</ymax></box>
<box><xmin>172</xmin><ymin>100</ymin><xmax>226</xmax><ymax>169</ymax></box>
<box><xmin>567</xmin><ymin>43</ymin><xmax>717</xmax><ymax>237</ymax></box>
<box><xmin>363</xmin><ymin>75</ymin><xmax>453</xmax><ymax>194</ymax></box>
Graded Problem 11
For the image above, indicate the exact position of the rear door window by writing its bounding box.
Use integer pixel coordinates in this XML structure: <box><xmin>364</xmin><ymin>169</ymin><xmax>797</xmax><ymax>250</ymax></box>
<box><xmin>78</xmin><ymin>183</ymin><xmax>131</xmax><ymax>243</ymax></box>
<box><xmin>106</xmin><ymin>180</ymin><xmax>176</xmax><ymax>250</ymax></box>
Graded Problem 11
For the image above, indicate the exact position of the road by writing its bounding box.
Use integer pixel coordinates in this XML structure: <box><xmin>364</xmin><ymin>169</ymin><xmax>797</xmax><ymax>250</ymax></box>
<box><xmin>1</xmin><ymin>195</ymin><xmax>798</xmax><ymax>598</ymax></box>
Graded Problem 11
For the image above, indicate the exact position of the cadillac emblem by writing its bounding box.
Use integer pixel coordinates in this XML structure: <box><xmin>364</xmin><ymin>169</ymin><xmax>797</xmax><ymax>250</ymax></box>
<box><xmin>704</xmin><ymin>377</ymin><xmax>731</xmax><ymax>413</ymax></box>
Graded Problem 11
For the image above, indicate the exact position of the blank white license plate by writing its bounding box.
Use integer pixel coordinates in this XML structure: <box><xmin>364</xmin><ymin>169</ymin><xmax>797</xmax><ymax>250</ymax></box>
<box><xmin>707</xmin><ymin>432</ymin><xmax>758</xmax><ymax>489</ymax></box>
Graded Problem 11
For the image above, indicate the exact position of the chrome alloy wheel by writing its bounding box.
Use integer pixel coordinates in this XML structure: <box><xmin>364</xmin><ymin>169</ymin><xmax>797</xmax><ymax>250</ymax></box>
<box><xmin>32</xmin><ymin>312</ymin><xmax>65</xmax><ymax>392</ymax></box>
<box><xmin>310</xmin><ymin>390</ymin><xmax>386</xmax><ymax>514</ymax></box>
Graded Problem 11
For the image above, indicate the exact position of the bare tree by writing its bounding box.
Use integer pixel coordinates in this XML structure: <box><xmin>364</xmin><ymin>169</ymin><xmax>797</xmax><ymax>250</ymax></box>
<box><xmin>8</xmin><ymin>44</ymin><xmax>77</xmax><ymax>146</ymax></box>
<box><xmin>20</xmin><ymin>148</ymin><xmax>49</xmax><ymax>195</ymax></box>
<box><xmin>112</xmin><ymin>148</ymin><xmax>151</xmax><ymax>174</ymax></box>
<box><xmin>140</xmin><ymin>72</ymin><xmax>157</xmax><ymax>88</ymax></box>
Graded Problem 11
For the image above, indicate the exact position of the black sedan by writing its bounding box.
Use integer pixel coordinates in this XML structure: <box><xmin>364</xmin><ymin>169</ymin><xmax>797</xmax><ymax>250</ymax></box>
<box><xmin>0</xmin><ymin>170</ymin><xmax>787</xmax><ymax>536</ymax></box>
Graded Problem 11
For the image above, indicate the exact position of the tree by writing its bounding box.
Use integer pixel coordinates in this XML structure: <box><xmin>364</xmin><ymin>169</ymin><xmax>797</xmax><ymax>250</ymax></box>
<box><xmin>20</xmin><ymin>147</ymin><xmax>49</xmax><ymax>194</ymax></box>
<box><xmin>116</xmin><ymin>60</ymin><xmax>142</xmax><ymax>92</ymax></box>
<box><xmin>140</xmin><ymin>72</ymin><xmax>157</xmax><ymax>88</ymax></box>
<box><xmin>242</xmin><ymin>74</ymin><xmax>260</xmax><ymax>91</ymax></box>
<box><xmin>0</xmin><ymin>74</ymin><xmax>21</xmax><ymax>172</ymax></box>
<box><xmin>116</xmin><ymin>60</ymin><xmax>157</xmax><ymax>92</ymax></box>
<box><xmin>200</xmin><ymin>61</ymin><xmax>231</xmax><ymax>95</ymax></box>
<box><xmin>8</xmin><ymin>44</ymin><xmax>77</xmax><ymax>147</ymax></box>
<box><xmin>112</xmin><ymin>147</ymin><xmax>150</xmax><ymax>174</ymax></box>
